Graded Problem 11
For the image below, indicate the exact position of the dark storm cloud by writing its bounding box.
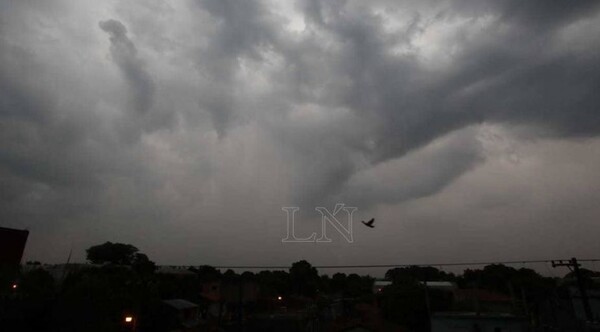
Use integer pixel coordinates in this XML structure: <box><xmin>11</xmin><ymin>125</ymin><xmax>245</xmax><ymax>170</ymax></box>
<box><xmin>260</xmin><ymin>0</ymin><xmax>600</xmax><ymax>206</ymax></box>
<box><xmin>1</xmin><ymin>0</ymin><xmax>600</xmax><ymax>264</ymax></box>
<box><xmin>341</xmin><ymin>126</ymin><xmax>484</xmax><ymax>207</ymax></box>
<box><xmin>492</xmin><ymin>0</ymin><xmax>600</xmax><ymax>29</ymax></box>
<box><xmin>193</xmin><ymin>0</ymin><xmax>278</xmax><ymax>137</ymax></box>
<box><xmin>99</xmin><ymin>19</ymin><xmax>155</xmax><ymax>115</ymax></box>
<box><xmin>0</xmin><ymin>44</ymin><xmax>92</xmax><ymax>188</ymax></box>
<box><xmin>0</xmin><ymin>8</ymin><xmax>164</xmax><ymax>254</ymax></box>
<box><xmin>297</xmin><ymin>0</ymin><xmax>600</xmax><ymax>147</ymax></box>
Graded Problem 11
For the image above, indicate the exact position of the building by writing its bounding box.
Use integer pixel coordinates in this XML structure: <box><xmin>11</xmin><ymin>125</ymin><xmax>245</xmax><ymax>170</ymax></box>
<box><xmin>162</xmin><ymin>299</ymin><xmax>202</xmax><ymax>331</ymax></box>
<box><xmin>453</xmin><ymin>289</ymin><xmax>515</xmax><ymax>313</ymax></box>
<box><xmin>199</xmin><ymin>279</ymin><xmax>261</xmax><ymax>322</ymax></box>
<box><xmin>429</xmin><ymin>288</ymin><xmax>530</xmax><ymax>331</ymax></box>
<box><xmin>0</xmin><ymin>226</ymin><xmax>29</xmax><ymax>266</ymax></box>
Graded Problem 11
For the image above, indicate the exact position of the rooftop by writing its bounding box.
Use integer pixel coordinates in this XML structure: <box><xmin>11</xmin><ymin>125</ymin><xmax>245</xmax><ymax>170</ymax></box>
<box><xmin>163</xmin><ymin>299</ymin><xmax>198</xmax><ymax>310</ymax></box>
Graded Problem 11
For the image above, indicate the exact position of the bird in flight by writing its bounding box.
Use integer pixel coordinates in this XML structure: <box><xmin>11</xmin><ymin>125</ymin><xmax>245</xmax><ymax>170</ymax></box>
<box><xmin>361</xmin><ymin>218</ymin><xmax>375</xmax><ymax>228</ymax></box>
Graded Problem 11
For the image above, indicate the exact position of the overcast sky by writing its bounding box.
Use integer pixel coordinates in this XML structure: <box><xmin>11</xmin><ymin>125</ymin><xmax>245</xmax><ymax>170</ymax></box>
<box><xmin>1</xmin><ymin>0</ymin><xmax>600</xmax><ymax>274</ymax></box>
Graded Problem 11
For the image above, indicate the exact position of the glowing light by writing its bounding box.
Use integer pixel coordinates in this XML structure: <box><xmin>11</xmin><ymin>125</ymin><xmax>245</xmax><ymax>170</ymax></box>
<box><xmin>12</xmin><ymin>284</ymin><xmax>17</xmax><ymax>289</ymax></box>
<box><xmin>124</xmin><ymin>316</ymin><xmax>133</xmax><ymax>323</ymax></box>
<box><xmin>277</xmin><ymin>296</ymin><xmax>282</xmax><ymax>301</ymax></box>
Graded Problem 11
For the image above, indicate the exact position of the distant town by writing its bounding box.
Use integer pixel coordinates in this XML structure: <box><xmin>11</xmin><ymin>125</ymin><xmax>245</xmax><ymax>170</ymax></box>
<box><xmin>2</xmin><ymin>226</ymin><xmax>600</xmax><ymax>331</ymax></box>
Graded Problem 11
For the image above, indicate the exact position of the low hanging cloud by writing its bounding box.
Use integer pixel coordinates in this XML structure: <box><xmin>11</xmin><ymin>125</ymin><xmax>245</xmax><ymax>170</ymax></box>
<box><xmin>0</xmin><ymin>0</ymin><xmax>599</xmax><ymax>265</ymax></box>
<box><xmin>99</xmin><ymin>19</ymin><xmax>155</xmax><ymax>115</ymax></box>
<box><xmin>341</xmin><ymin>126</ymin><xmax>485</xmax><ymax>207</ymax></box>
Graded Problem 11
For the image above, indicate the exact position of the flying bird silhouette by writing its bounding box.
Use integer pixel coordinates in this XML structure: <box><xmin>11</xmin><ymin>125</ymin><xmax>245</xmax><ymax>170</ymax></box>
<box><xmin>361</xmin><ymin>218</ymin><xmax>375</xmax><ymax>228</ymax></box>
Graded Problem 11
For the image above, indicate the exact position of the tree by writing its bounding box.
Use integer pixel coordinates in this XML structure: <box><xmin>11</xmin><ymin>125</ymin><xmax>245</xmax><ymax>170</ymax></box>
<box><xmin>20</xmin><ymin>268</ymin><xmax>55</xmax><ymax>299</ymax></box>
<box><xmin>190</xmin><ymin>265</ymin><xmax>221</xmax><ymax>281</ymax></box>
<box><xmin>289</xmin><ymin>260</ymin><xmax>319</xmax><ymax>297</ymax></box>
<box><xmin>379</xmin><ymin>278</ymin><xmax>429</xmax><ymax>331</ymax></box>
<box><xmin>330</xmin><ymin>273</ymin><xmax>347</xmax><ymax>294</ymax></box>
<box><xmin>565</xmin><ymin>268</ymin><xmax>600</xmax><ymax>282</ymax></box>
<box><xmin>257</xmin><ymin>270</ymin><xmax>290</xmax><ymax>297</ymax></box>
<box><xmin>345</xmin><ymin>273</ymin><xmax>374</xmax><ymax>297</ymax></box>
<box><xmin>86</xmin><ymin>242</ymin><xmax>139</xmax><ymax>265</ymax></box>
<box><xmin>131</xmin><ymin>253</ymin><xmax>156</xmax><ymax>274</ymax></box>
<box><xmin>7</xmin><ymin>269</ymin><xmax>56</xmax><ymax>330</ymax></box>
<box><xmin>386</xmin><ymin>266</ymin><xmax>454</xmax><ymax>284</ymax></box>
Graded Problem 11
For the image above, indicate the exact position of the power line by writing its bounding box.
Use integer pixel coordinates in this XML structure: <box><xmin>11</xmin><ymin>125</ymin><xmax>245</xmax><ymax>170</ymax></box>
<box><xmin>205</xmin><ymin>258</ymin><xmax>600</xmax><ymax>270</ymax></box>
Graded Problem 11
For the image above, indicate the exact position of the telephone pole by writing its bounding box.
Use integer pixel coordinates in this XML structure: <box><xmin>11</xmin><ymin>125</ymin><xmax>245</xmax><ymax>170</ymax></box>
<box><xmin>552</xmin><ymin>257</ymin><xmax>593</xmax><ymax>322</ymax></box>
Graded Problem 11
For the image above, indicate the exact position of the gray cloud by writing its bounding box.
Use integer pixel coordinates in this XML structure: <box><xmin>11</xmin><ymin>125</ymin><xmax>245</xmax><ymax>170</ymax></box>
<box><xmin>341</xmin><ymin>126</ymin><xmax>484</xmax><ymax>207</ymax></box>
<box><xmin>99</xmin><ymin>19</ymin><xmax>155</xmax><ymax>115</ymax></box>
<box><xmin>263</xmin><ymin>0</ymin><xmax>600</xmax><ymax>208</ymax></box>
<box><xmin>0</xmin><ymin>0</ymin><xmax>599</xmax><ymax>267</ymax></box>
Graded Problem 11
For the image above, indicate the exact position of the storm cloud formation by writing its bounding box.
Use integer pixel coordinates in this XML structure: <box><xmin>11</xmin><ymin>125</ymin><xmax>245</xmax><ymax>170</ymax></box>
<box><xmin>1</xmin><ymin>0</ymin><xmax>599</xmax><ymax>269</ymax></box>
<box><xmin>99</xmin><ymin>19</ymin><xmax>155</xmax><ymax>115</ymax></box>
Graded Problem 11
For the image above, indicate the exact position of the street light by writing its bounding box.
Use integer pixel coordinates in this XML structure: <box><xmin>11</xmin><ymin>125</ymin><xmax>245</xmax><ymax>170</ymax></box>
<box><xmin>123</xmin><ymin>315</ymin><xmax>136</xmax><ymax>331</ymax></box>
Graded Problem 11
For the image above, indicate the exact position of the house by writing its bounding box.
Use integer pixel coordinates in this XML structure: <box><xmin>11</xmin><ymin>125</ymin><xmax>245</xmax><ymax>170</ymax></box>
<box><xmin>0</xmin><ymin>226</ymin><xmax>29</xmax><ymax>266</ymax></box>
<box><xmin>200</xmin><ymin>280</ymin><xmax>260</xmax><ymax>303</ymax></box>
<box><xmin>453</xmin><ymin>289</ymin><xmax>515</xmax><ymax>313</ymax></box>
<box><xmin>162</xmin><ymin>299</ymin><xmax>202</xmax><ymax>331</ymax></box>
<box><xmin>430</xmin><ymin>288</ymin><xmax>528</xmax><ymax>332</ymax></box>
<box><xmin>199</xmin><ymin>279</ymin><xmax>261</xmax><ymax>323</ymax></box>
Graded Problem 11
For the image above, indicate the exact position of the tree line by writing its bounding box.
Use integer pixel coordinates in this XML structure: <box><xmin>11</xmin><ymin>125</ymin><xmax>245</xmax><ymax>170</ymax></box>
<box><xmin>2</xmin><ymin>242</ymin><xmax>598</xmax><ymax>331</ymax></box>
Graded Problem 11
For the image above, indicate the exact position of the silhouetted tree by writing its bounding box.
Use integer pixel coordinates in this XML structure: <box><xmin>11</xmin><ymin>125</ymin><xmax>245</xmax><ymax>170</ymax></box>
<box><xmin>10</xmin><ymin>269</ymin><xmax>56</xmax><ymax>330</ymax></box>
<box><xmin>86</xmin><ymin>242</ymin><xmax>139</xmax><ymax>265</ymax></box>
<box><xmin>565</xmin><ymin>268</ymin><xmax>600</xmax><ymax>285</ymax></box>
<box><xmin>345</xmin><ymin>273</ymin><xmax>374</xmax><ymax>297</ymax></box>
<box><xmin>131</xmin><ymin>253</ymin><xmax>156</xmax><ymax>274</ymax></box>
<box><xmin>56</xmin><ymin>266</ymin><xmax>140</xmax><ymax>332</ymax></box>
<box><xmin>241</xmin><ymin>271</ymin><xmax>256</xmax><ymax>281</ymax></box>
<box><xmin>379</xmin><ymin>278</ymin><xmax>429</xmax><ymax>331</ymax></box>
<box><xmin>459</xmin><ymin>264</ymin><xmax>552</xmax><ymax>295</ymax></box>
<box><xmin>289</xmin><ymin>260</ymin><xmax>319</xmax><ymax>297</ymax></box>
<box><xmin>257</xmin><ymin>270</ymin><xmax>290</xmax><ymax>297</ymax></box>
<box><xmin>330</xmin><ymin>273</ymin><xmax>347</xmax><ymax>295</ymax></box>
<box><xmin>222</xmin><ymin>269</ymin><xmax>239</xmax><ymax>282</ymax></box>
<box><xmin>20</xmin><ymin>268</ymin><xmax>55</xmax><ymax>299</ymax></box>
<box><xmin>386</xmin><ymin>266</ymin><xmax>454</xmax><ymax>284</ymax></box>
<box><xmin>190</xmin><ymin>265</ymin><xmax>221</xmax><ymax>281</ymax></box>
<box><xmin>318</xmin><ymin>274</ymin><xmax>331</xmax><ymax>294</ymax></box>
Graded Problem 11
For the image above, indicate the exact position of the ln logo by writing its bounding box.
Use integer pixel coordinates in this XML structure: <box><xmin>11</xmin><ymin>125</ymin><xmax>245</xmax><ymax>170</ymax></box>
<box><xmin>282</xmin><ymin>203</ymin><xmax>357</xmax><ymax>243</ymax></box>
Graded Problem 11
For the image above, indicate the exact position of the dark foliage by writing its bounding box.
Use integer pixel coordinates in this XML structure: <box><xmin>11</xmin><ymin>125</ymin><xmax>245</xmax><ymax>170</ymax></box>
<box><xmin>289</xmin><ymin>260</ymin><xmax>320</xmax><ymax>297</ymax></box>
<box><xmin>385</xmin><ymin>265</ymin><xmax>455</xmax><ymax>283</ymax></box>
<box><xmin>86</xmin><ymin>242</ymin><xmax>139</xmax><ymax>265</ymax></box>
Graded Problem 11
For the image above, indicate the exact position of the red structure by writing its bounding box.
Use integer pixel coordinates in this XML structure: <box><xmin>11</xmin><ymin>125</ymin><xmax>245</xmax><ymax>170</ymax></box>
<box><xmin>0</xmin><ymin>226</ymin><xmax>29</xmax><ymax>266</ymax></box>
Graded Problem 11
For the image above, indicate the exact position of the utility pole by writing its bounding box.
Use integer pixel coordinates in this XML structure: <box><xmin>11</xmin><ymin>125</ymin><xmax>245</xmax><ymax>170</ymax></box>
<box><xmin>552</xmin><ymin>257</ymin><xmax>593</xmax><ymax>322</ymax></box>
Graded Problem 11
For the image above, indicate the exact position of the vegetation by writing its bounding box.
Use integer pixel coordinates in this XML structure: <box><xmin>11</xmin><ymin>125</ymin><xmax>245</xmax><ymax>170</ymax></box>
<box><xmin>86</xmin><ymin>241</ymin><xmax>156</xmax><ymax>273</ymax></box>
<box><xmin>1</xmin><ymin>242</ymin><xmax>597</xmax><ymax>331</ymax></box>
